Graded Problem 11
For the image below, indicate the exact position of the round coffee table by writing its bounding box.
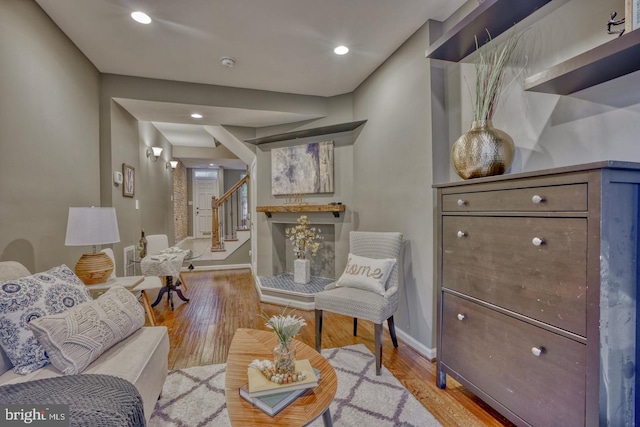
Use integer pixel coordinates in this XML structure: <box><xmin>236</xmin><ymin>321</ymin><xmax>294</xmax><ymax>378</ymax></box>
<box><xmin>225</xmin><ymin>328</ymin><xmax>337</xmax><ymax>426</ymax></box>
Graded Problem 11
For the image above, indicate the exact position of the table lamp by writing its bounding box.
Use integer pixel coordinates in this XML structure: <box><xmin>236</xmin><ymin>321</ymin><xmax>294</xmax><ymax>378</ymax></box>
<box><xmin>65</xmin><ymin>207</ymin><xmax>120</xmax><ymax>285</ymax></box>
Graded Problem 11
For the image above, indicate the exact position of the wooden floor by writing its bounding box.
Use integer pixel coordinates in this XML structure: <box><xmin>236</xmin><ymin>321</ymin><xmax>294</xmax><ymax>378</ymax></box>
<box><xmin>151</xmin><ymin>269</ymin><xmax>513</xmax><ymax>427</ymax></box>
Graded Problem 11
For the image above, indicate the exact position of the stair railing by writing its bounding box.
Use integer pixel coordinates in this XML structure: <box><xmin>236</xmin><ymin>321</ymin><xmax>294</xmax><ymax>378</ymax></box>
<box><xmin>211</xmin><ymin>174</ymin><xmax>249</xmax><ymax>251</ymax></box>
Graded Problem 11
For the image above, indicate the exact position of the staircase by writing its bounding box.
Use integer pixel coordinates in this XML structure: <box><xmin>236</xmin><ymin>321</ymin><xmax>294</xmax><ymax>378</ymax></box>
<box><xmin>211</xmin><ymin>174</ymin><xmax>249</xmax><ymax>252</ymax></box>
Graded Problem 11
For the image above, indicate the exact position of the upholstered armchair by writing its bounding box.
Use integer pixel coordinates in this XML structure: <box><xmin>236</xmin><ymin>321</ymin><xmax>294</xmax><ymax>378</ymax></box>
<box><xmin>146</xmin><ymin>234</ymin><xmax>169</xmax><ymax>255</ymax></box>
<box><xmin>314</xmin><ymin>231</ymin><xmax>403</xmax><ymax>375</ymax></box>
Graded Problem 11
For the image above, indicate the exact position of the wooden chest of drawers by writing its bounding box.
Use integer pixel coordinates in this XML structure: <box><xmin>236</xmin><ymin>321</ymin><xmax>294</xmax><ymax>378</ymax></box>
<box><xmin>434</xmin><ymin>162</ymin><xmax>640</xmax><ymax>427</ymax></box>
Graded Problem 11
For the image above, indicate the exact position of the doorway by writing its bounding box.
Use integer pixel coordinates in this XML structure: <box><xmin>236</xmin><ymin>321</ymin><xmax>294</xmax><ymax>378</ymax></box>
<box><xmin>193</xmin><ymin>169</ymin><xmax>218</xmax><ymax>238</ymax></box>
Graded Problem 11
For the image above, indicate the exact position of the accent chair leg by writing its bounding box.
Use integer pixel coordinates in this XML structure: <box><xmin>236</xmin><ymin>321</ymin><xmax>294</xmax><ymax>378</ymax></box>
<box><xmin>374</xmin><ymin>323</ymin><xmax>383</xmax><ymax>375</ymax></box>
<box><xmin>315</xmin><ymin>309</ymin><xmax>323</xmax><ymax>352</ymax></box>
<box><xmin>387</xmin><ymin>316</ymin><xmax>398</xmax><ymax>348</ymax></box>
<box><xmin>140</xmin><ymin>290</ymin><xmax>157</xmax><ymax>326</ymax></box>
<box><xmin>178</xmin><ymin>273</ymin><xmax>188</xmax><ymax>291</ymax></box>
<box><xmin>353</xmin><ymin>318</ymin><xmax>358</xmax><ymax>336</ymax></box>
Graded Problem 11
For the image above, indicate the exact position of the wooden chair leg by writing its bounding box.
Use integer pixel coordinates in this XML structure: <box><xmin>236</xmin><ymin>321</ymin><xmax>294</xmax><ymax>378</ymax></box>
<box><xmin>315</xmin><ymin>309</ymin><xmax>323</xmax><ymax>352</ymax></box>
<box><xmin>178</xmin><ymin>273</ymin><xmax>188</xmax><ymax>291</ymax></box>
<box><xmin>387</xmin><ymin>316</ymin><xmax>398</xmax><ymax>348</ymax></box>
<box><xmin>140</xmin><ymin>290</ymin><xmax>157</xmax><ymax>326</ymax></box>
<box><xmin>353</xmin><ymin>318</ymin><xmax>358</xmax><ymax>337</ymax></box>
<box><xmin>374</xmin><ymin>323</ymin><xmax>383</xmax><ymax>375</ymax></box>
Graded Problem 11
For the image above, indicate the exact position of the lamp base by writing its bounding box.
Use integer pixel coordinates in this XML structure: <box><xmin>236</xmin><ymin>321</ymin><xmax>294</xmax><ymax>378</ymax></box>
<box><xmin>75</xmin><ymin>252</ymin><xmax>113</xmax><ymax>285</ymax></box>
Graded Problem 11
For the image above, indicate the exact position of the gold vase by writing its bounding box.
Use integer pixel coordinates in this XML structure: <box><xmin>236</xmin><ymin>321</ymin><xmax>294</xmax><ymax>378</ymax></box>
<box><xmin>451</xmin><ymin>120</ymin><xmax>514</xmax><ymax>180</ymax></box>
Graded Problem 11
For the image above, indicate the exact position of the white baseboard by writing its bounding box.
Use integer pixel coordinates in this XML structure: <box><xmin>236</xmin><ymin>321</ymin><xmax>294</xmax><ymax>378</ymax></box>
<box><xmin>258</xmin><ymin>294</ymin><xmax>315</xmax><ymax>310</ymax></box>
<box><xmin>392</xmin><ymin>326</ymin><xmax>437</xmax><ymax>361</ymax></box>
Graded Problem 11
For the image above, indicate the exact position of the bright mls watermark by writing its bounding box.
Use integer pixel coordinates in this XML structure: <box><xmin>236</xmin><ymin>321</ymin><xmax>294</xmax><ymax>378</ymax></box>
<box><xmin>1</xmin><ymin>405</ymin><xmax>68</xmax><ymax>426</ymax></box>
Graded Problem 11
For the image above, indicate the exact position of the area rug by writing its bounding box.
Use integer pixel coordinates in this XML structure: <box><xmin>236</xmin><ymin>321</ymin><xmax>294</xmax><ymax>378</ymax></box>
<box><xmin>149</xmin><ymin>344</ymin><xmax>441</xmax><ymax>426</ymax></box>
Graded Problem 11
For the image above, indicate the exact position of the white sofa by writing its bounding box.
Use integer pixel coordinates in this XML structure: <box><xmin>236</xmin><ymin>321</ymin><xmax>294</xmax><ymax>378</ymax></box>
<box><xmin>0</xmin><ymin>261</ymin><xmax>170</xmax><ymax>423</ymax></box>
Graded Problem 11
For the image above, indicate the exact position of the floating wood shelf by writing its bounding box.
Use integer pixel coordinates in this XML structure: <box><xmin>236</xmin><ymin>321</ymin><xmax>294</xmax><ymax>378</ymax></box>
<box><xmin>256</xmin><ymin>204</ymin><xmax>345</xmax><ymax>218</ymax></box>
<box><xmin>425</xmin><ymin>0</ymin><xmax>552</xmax><ymax>62</ymax></box>
<box><xmin>524</xmin><ymin>30</ymin><xmax>640</xmax><ymax>95</ymax></box>
<box><xmin>245</xmin><ymin>120</ymin><xmax>366</xmax><ymax>145</ymax></box>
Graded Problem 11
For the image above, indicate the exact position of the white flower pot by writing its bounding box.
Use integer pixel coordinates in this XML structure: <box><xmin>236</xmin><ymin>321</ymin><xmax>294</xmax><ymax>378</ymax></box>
<box><xmin>294</xmin><ymin>259</ymin><xmax>311</xmax><ymax>284</ymax></box>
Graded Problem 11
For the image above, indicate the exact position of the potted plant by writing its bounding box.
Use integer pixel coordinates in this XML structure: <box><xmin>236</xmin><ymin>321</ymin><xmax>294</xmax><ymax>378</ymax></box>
<box><xmin>259</xmin><ymin>307</ymin><xmax>307</xmax><ymax>376</ymax></box>
<box><xmin>451</xmin><ymin>30</ymin><xmax>525</xmax><ymax>179</ymax></box>
<box><xmin>285</xmin><ymin>215</ymin><xmax>322</xmax><ymax>284</ymax></box>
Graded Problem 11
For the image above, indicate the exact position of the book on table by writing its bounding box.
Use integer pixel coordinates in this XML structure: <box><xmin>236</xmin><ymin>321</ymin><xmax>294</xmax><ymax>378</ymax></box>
<box><xmin>246</xmin><ymin>359</ymin><xmax>319</xmax><ymax>397</ymax></box>
<box><xmin>239</xmin><ymin>367</ymin><xmax>321</xmax><ymax>416</ymax></box>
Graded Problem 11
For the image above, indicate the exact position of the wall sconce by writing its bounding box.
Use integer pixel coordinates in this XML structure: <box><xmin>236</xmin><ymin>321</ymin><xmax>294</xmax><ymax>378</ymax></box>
<box><xmin>146</xmin><ymin>146</ymin><xmax>163</xmax><ymax>162</ymax></box>
<box><xmin>166</xmin><ymin>160</ymin><xmax>178</xmax><ymax>169</ymax></box>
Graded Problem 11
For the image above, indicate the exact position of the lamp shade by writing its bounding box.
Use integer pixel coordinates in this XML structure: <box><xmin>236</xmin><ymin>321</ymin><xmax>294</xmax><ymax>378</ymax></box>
<box><xmin>65</xmin><ymin>207</ymin><xmax>120</xmax><ymax>246</ymax></box>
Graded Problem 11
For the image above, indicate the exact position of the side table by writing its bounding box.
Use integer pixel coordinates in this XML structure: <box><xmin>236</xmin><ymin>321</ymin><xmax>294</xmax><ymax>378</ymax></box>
<box><xmin>140</xmin><ymin>252</ymin><xmax>190</xmax><ymax>310</ymax></box>
<box><xmin>225</xmin><ymin>328</ymin><xmax>337</xmax><ymax>426</ymax></box>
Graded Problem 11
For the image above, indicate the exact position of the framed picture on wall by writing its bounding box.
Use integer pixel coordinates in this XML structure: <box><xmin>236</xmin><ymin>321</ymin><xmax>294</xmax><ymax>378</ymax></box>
<box><xmin>123</xmin><ymin>163</ymin><xmax>135</xmax><ymax>197</ymax></box>
<box><xmin>271</xmin><ymin>141</ymin><xmax>334</xmax><ymax>196</ymax></box>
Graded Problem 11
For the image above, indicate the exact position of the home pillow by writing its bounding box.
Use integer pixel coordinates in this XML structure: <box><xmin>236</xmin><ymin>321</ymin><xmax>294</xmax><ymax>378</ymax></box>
<box><xmin>29</xmin><ymin>286</ymin><xmax>144</xmax><ymax>375</ymax></box>
<box><xmin>0</xmin><ymin>265</ymin><xmax>92</xmax><ymax>374</ymax></box>
<box><xmin>336</xmin><ymin>253</ymin><xmax>396</xmax><ymax>295</ymax></box>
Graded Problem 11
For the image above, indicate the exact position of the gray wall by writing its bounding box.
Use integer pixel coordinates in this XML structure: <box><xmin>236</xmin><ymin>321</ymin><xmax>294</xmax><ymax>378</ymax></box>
<box><xmin>0</xmin><ymin>0</ymin><xmax>100</xmax><ymax>273</ymax></box>
<box><xmin>353</xmin><ymin>21</ymin><xmax>439</xmax><ymax>350</ymax></box>
<box><xmin>137</xmin><ymin>122</ymin><xmax>175</xmax><ymax>245</ymax></box>
<box><xmin>100</xmin><ymin>88</ymin><xmax>177</xmax><ymax>274</ymax></box>
<box><xmin>106</xmin><ymin>101</ymin><xmax>141</xmax><ymax>275</ymax></box>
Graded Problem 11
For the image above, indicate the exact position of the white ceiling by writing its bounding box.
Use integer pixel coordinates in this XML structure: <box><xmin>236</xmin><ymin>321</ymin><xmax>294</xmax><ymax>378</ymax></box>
<box><xmin>35</xmin><ymin>0</ymin><xmax>465</xmax><ymax>167</ymax></box>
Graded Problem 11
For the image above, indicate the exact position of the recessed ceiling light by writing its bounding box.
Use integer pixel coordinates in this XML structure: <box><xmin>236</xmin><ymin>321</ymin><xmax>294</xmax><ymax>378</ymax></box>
<box><xmin>131</xmin><ymin>11</ymin><xmax>152</xmax><ymax>24</ymax></box>
<box><xmin>209</xmin><ymin>163</ymin><xmax>215</xmax><ymax>166</ymax></box>
<box><xmin>334</xmin><ymin>45</ymin><xmax>349</xmax><ymax>55</ymax></box>
<box><xmin>191</xmin><ymin>113</ymin><xmax>203</xmax><ymax>119</ymax></box>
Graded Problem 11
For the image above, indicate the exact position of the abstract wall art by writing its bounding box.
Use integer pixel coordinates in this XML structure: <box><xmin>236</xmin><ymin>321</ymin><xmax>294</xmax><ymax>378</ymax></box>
<box><xmin>271</xmin><ymin>141</ymin><xmax>334</xmax><ymax>195</ymax></box>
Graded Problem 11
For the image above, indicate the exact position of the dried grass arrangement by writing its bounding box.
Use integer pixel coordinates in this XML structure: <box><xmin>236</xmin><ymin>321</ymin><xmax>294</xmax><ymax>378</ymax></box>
<box><xmin>472</xmin><ymin>30</ymin><xmax>526</xmax><ymax>121</ymax></box>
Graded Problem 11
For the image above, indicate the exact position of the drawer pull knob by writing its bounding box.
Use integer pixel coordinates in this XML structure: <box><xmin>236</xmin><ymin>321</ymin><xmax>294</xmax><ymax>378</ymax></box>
<box><xmin>457</xmin><ymin>199</ymin><xmax>467</xmax><ymax>206</ymax></box>
<box><xmin>457</xmin><ymin>313</ymin><xmax>466</xmax><ymax>321</ymax></box>
<box><xmin>532</xmin><ymin>237</ymin><xmax>544</xmax><ymax>246</ymax></box>
<box><xmin>532</xmin><ymin>195</ymin><xmax>545</xmax><ymax>204</ymax></box>
<box><xmin>531</xmin><ymin>347</ymin><xmax>544</xmax><ymax>357</ymax></box>
<box><xmin>457</xmin><ymin>231</ymin><xmax>466</xmax><ymax>238</ymax></box>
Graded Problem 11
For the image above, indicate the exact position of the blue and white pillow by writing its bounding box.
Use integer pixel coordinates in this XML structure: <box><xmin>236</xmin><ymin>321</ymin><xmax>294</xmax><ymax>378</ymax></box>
<box><xmin>0</xmin><ymin>265</ymin><xmax>92</xmax><ymax>374</ymax></box>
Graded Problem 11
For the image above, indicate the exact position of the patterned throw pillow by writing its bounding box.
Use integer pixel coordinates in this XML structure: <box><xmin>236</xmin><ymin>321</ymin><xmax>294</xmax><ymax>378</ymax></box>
<box><xmin>29</xmin><ymin>286</ymin><xmax>144</xmax><ymax>375</ymax></box>
<box><xmin>336</xmin><ymin>253</ymin><xmax>397</xmax><ymax>295</ymax></box>
<box><xmin>0</xmin><ymin>265</ymin><xmax>92</xmax><ymax>374</ymax></box>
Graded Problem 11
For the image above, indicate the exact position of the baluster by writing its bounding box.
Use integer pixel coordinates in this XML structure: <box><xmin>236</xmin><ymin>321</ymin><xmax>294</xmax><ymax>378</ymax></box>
<box><xmin>241</xmin><ymin>184</ymin><xmax>245</xmax><ymax>229</ymax></box>
<box><xmin>233</xmin><ymin>190</ymin><xmax>237</xmax><ymax>238</ymax></box>
<box><xmin>221</xmin><ymin>200</ymin><xmax>226</xmax><ymax>240</ymax></box>
<box><xmin>244</xmin><ymin>182</ymin><xmax>248</xmax><ymax>229</ymax></box>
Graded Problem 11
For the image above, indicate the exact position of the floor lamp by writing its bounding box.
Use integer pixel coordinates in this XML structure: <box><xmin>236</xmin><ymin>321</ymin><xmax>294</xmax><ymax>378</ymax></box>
<box><xmin>65</xmin><ymin>207</ymin><xmax>120</xmax><ymax>285</ymax></box>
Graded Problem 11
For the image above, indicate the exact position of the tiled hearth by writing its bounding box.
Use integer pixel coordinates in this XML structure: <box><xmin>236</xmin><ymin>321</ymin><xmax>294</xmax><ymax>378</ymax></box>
<box><xmin>271</xmin><ymin>222</ymin><xmax>336</xmax><ymax>278</ymax></box>
<box><xmin>259</xmin><ymin>215</ymin><xmax>342</xmax><ymax>309</ymax></box>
